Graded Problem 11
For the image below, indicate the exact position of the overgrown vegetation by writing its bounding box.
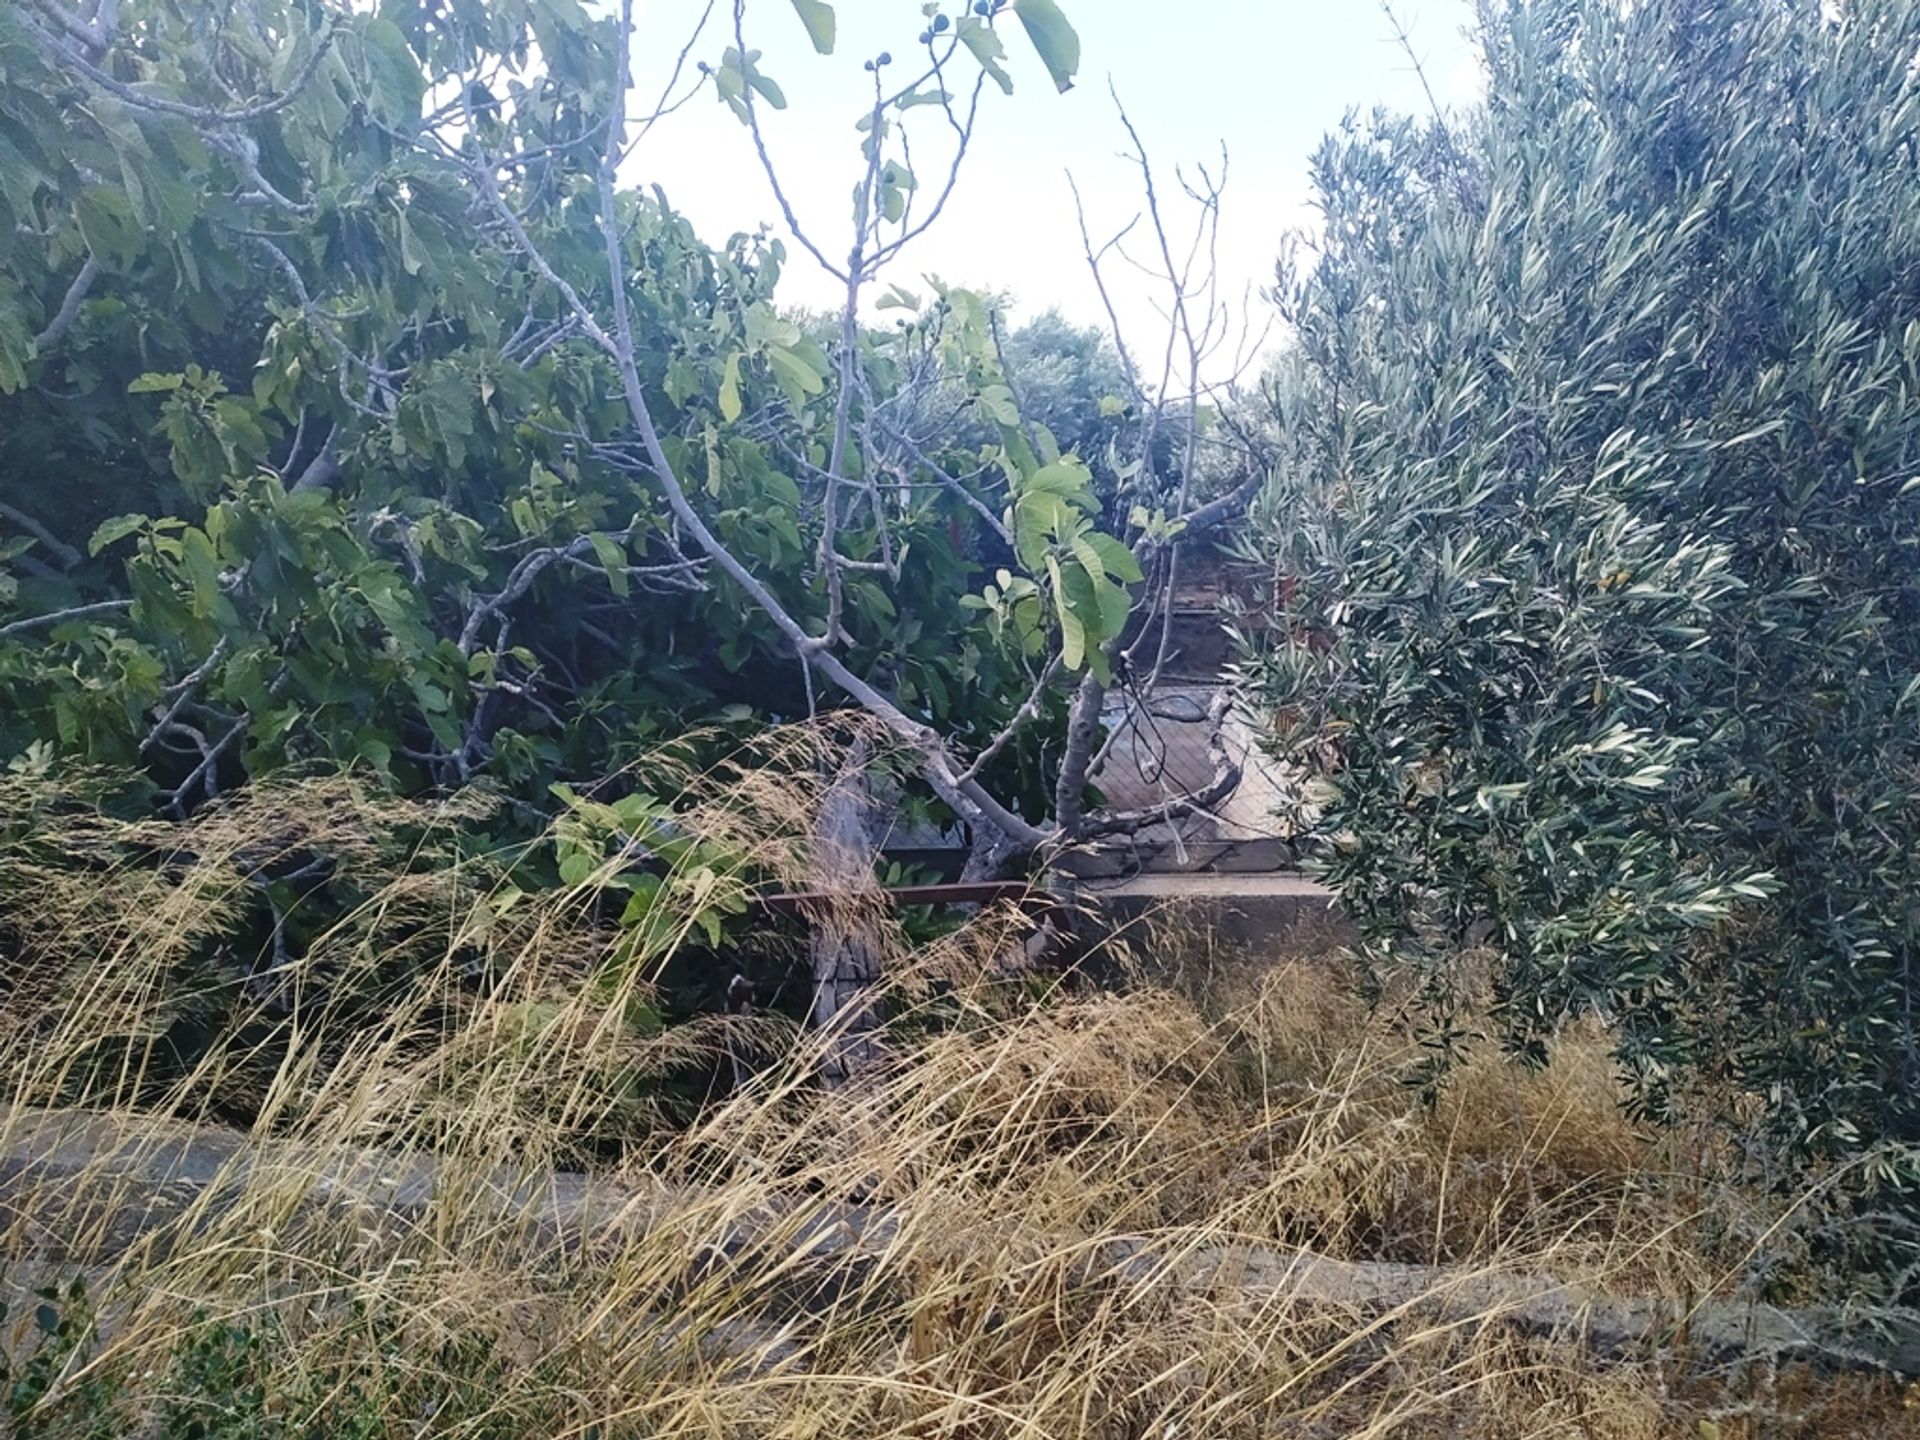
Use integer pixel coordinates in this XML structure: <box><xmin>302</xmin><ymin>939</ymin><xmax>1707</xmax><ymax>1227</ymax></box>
<box><xmin>10</xmin><ymin>0</ymin><xmax>1920</xmax><ymax>1426</ymax></box>
<box><xmin>0</xmin><ymin>0</ymin><xmax>1256</xmax><ymax>880</ymax></box>
<box><xmin>1249</xmin><ymin>0</ymin><xmax>1920</xmax><ymax>1193</ymax></box>
<box><xmin>2</xmin><ymin>761</ymin><xmax>1906</xmax><ymax>1438</ymax></box>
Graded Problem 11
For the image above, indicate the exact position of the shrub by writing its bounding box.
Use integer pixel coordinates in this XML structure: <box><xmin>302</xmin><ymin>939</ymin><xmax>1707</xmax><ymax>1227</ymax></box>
<box><xmin>1246</xmin><ymin>0</ymin><xmax>1920</xmax><ymax>1173</ymax></box>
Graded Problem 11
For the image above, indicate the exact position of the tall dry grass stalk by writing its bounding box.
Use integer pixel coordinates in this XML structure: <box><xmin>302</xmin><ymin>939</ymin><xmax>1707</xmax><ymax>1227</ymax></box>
<box><xmin>0</xmin><ymin>736</ymin><xmax>1908</xmax><ymax>1437</ymax></box>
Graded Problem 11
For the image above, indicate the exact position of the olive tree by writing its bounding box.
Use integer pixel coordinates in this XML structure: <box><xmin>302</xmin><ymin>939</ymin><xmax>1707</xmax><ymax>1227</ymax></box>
<box><xmin>1248</xmin><ymin>0</ymin><xmax>1920</xmax><ymax>1169</ymax></box>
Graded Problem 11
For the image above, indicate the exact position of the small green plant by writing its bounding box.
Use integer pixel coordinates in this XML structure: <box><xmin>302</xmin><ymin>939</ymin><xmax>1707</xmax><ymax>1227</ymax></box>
<box><xmin>3</xmin><ymin>1278</ymin><xmax>119</xmax><ymax>1439</ymax></box>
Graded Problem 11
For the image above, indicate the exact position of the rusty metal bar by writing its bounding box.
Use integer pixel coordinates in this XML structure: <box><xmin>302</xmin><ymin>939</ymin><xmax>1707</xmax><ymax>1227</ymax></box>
<box><xmin>751</xmin><ymin>881</ymin><xmax>1056</xmax><ymax>917</ymax></box>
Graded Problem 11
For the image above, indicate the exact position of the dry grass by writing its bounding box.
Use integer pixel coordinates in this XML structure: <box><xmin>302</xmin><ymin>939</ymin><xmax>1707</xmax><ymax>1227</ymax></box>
<box><xmin>0</xmin><ymin>741</ymin><xmax>1912</xmax><ymax>1437</ymax></box>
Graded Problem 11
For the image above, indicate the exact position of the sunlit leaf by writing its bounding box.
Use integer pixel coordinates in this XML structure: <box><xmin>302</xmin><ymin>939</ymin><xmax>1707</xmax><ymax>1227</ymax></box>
<box><xmin>1011</xmin><ymin>0</ymin><xmax>1079</xmax><ymax>92</ymax></box>
<box><xmin>588</xmin><ymin>532</ymin><xmax>630</xmax><ymax>598</ymax></box>
<box><xmin>789</xmin><ymin>0</ymin><xmax>836</xmax><ymax>54</ymax></box>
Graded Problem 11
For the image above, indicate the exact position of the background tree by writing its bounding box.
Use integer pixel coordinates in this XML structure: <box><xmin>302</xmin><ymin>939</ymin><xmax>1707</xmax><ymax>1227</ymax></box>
<box><xmin>0</xmin><ymin>0</ymin><xmax>1265</xmax><ymax>867</ymax></box>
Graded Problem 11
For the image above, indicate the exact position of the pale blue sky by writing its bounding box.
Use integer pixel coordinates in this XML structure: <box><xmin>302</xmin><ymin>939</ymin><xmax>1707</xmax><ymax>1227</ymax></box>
<box><xmin>624</xmin><ymin>1</ymin><xmax>1481</xmax><ymax>376</ymax></box>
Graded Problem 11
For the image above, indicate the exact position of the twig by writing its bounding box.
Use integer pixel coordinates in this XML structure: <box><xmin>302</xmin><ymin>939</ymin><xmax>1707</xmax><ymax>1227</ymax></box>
<box><xmin>248</xmin><ymin>237</ymin><xmax>403</xmax><ymax>406</ymax></box>
<box><xmin>1380</xmin><ymin>1</ymin><xmax>1477</xmax><ymax>209</ymax></box>
<box><xmin>1069</xmin><ymin>174</ymin><xmax>1146</xmax><ymax>402</ymax></box>
<box><xmin>0</xmin><ymin>599</ymin><xmax>131</xmax><ymax>637</ymax></box>
<box><xmin>163</xmin><ymin>713</ymin><xmax>250</xmax><ymax>816</ymax></box>
<box><xmin>457</xmin><ymin>486</ymin><xmax>707</xmax><ymax>657</ymax></box>
<box><xmin>628</xmin><ymin>0</ymin><xmax>718</xmax><ymax>150</ymax></box>
<box><xmin>956</xmin><ymin>654</ymin><xmax>1065</xmax><ymax>787</ymax></box>
<box><xmin>140</xmin><ymin>640</ymin><xmax>233</xmax><ymax>756</ymax></box>
<box><xmin>727</xmin><ymin>0</ymin><xmax>850</xmax><ymax>283</ymax></box>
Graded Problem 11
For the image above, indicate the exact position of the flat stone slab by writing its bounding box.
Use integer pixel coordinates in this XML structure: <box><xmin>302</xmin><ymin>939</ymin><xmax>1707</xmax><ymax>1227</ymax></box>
<box><xmin>0</xmin><ymin>1106</ymin><xmax>660</xmax><ymax>1263</ymax></box>
<box><xmin>9</xmin><ymin>1107</ymin><xmax>1920</xmax><ymax>1380</ymax></box>
<box><xmin>1094</xmin><ymin>1237</ymin><xmax>1920</xmax><ymax>1378</ymax></box>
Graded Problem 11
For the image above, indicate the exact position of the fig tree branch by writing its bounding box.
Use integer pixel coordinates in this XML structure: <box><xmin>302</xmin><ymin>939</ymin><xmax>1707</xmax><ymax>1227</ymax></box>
<box><xmin>31</xmin><ymin>257</ymin><xmax>100</xmax><ymax>353</ymax></box>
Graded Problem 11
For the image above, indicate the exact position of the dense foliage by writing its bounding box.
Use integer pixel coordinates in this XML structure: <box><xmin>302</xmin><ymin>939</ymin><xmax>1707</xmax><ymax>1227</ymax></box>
<box><xmin>1251</xmin><ymin>0</ymin><xmax>1920</xmax><ymax>1168</ymax></box>
<box><xmin>0</xmin><ymin>0</ymin><xmax>1215</xmax><ymax>858</ymax></box>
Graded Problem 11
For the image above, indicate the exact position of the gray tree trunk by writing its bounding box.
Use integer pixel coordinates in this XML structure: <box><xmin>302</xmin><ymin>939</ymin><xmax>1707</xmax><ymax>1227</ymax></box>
<box><xmin>808</xmin><ymin>743</ymin><xmax>884</xmax><ymax>1086</ymax></box>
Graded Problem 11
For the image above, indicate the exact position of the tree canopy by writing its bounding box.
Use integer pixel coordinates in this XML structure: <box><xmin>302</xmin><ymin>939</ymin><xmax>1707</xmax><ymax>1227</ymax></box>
<box><xmin>0</xmin><ymin>0</ymin><xmax>1262</xmax><ymax>879</ymax></box>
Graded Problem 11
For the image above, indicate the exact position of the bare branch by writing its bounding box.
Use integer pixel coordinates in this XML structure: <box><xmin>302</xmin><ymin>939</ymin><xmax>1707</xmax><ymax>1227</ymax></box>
<box><xmin>457</xmin><ymin>520</ymin><xmax>702</xmax><ymax>657</ymax></box>
<box><xmin>1069</xmin><ymin>174</ymin><xmax>1146</xmax><ymax>403</ymax></box>
<box><xmin>140</xmin><ymin>639</ymin><xmax>232</xmax><ymax>757</ymax></box>
<box><xmin>466</xmin><ymin>165</ymin><xmax>621</xmax><ymax>361</ymax></box>
<box><xmin>869</xmin><ymin>70</ymin><xmax>988</xmax><ymax>266</ymax></box>
<box><xmin>628</xmin><ymin>0</ymin><xmax>718</xmax><ymax>148</ymax></box>
<box><xmin>1170</xmin><ymin>465</ymin><xmax>1265</xmax><ymax>540</ymax></box>
<box><xmin>437</xmin><ymin>0</ymin><xmax>1047</xmax><ymax>851</ymax></box>
<box><xmin>163</xmin><ymin>713</ymin><xmax>249</xmax><ymax>816</ymax></box>
<box><xmin>0</xmin><ymin>599</ymin><xmax>131</xmax><ymax>637</ymax></box>
<box><xmin>1052</xmin><ymin>107</ymin><xmax>1262</xmax><ymax>835</ymax></box>
<box><xmin>248</xmin><ymin>238</ymin><xmax>404</xmax><ymax>406</ymax></box>
<box><xmin>881</xmin><ymin>430</ymin><xmax>1012</xmax><ymax>546</ymax></box>
<box><xmin>290</xmin><ymin>426</ymin><xmax>341</xmax><ymax>493</ymax></box>
<box><xmin>514</xmin><ymin>317</ymin><xmax>580</xmax><ymax>370</ymax></box>
<box><xmin>32</xmin><ymin>256</ymin><xmax>100</xmax><ymax>352</ymax></box>
<box><xmin>211</xmin><ymin>132</ymin><xmax>312</xmax><ymax>214</ymax></box>
<box><xmin>956</xmin><ymin>653</ymin><xmax>1065</xmax><ymax>787</ymax></box>
<box><xmin>24</xmin><ymin>0</ymin><xmax>108</xmax><ymax>54</ymax></box>
<box><xmin>0</xmin><ymin>501</ymin><xmax>81</xmax><ymax>569</ymax></box>
<box><xmin>554</xmin><ymin>553</ymin><xmax>707</xmax><ymax>592</ymax></box>
<box><xmin>727</xmin><ymin>0</ymin><xmax>850</xmax><ymax>284</ymax></box>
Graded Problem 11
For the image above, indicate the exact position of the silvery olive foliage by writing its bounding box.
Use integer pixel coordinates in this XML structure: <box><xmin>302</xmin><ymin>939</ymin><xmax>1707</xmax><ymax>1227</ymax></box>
<box><xmin>1248</xmin><ymin>0</ymin><xmax>1920</xmax><ymax>1169</ymax></box>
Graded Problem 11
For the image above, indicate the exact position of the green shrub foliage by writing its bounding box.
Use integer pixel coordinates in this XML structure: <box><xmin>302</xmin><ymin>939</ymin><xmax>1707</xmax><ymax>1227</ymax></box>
<box><xmin>1250</xmin><ymin>0</ymin><xmax>1920</xmax><ymax>1164</ymax></box>
<box><xmin>0</xmin><ymin>0</ymin><xmax>1151</xmax><ymax>837</ymax></box>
